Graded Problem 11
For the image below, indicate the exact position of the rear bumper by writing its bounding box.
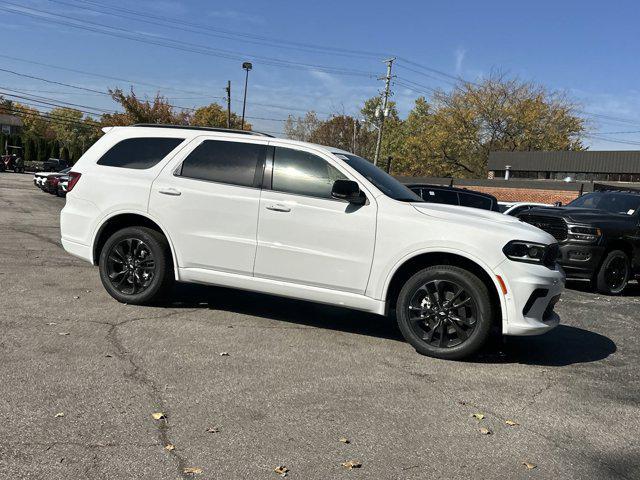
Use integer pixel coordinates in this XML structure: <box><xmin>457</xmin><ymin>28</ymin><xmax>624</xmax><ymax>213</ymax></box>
<box><xmin>557</xmin><ymin>243</ymin><xmax>605</xmax><ymax>279</ymax></box>
<box><xmin>494</xmin><ymin>259</ymin><xmax>565</xmax><ymax>336</ymax></box>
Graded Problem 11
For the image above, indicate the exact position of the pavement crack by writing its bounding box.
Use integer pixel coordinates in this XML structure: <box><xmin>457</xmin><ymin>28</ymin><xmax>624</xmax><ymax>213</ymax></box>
<box><xmin>104</xmin><ymin>309</ymin><xmax>198</xmax><ymax>479</ymax></box>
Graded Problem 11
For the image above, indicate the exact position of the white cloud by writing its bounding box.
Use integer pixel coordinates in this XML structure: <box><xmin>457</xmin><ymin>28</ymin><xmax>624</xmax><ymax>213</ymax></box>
<box><xmin>454</xmin><ymin>47</ymin><xmax>466</xmax><ymax>74</ymax></box>
<box><xmin>208</xmin><ymin>9</ymin><xmax>264</xmax><ymax>25</ymax></box>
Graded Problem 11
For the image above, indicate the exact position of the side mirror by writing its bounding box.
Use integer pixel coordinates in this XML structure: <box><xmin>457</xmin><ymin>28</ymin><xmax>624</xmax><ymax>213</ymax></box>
<box><xmin>331</xmin><ymin>179</ymin><xmax>366</xmax><ymax>205</ymax></box>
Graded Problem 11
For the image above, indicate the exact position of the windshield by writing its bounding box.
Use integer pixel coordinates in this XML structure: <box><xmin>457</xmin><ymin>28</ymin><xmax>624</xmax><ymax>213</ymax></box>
<box><xmin>334</xmin><ymin>153</ymin><xmax>422</xmax><ymax>202</ymax></box>
<box><xmin>567</xmin><ymin>192</ymin><xmax>640</xmax><ymax>215</ymax></box>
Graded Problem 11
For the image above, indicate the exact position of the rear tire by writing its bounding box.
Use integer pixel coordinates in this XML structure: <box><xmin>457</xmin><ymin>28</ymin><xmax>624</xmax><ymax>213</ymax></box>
<box><xmin>595</xmin><ymin>250</ymin><xmax>630</xmax><ymax>295</ymax></box>
<box><xmin>396</xmin><ymin>265</ymin><xmax>494</xmax><ymax>360</ymax></box>
<box><xmin>99</xmin><ymin>226</ymin><xmax>174</xmax><ymax>305</ymax></box>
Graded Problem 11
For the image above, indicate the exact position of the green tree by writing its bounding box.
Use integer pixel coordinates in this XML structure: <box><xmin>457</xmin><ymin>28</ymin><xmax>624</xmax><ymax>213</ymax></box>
<box><xmin>284</xmin><ymin>111</ymin><xmax>321</xmax><ymax>141</ymax></box>
<box><xmin>190</xmin><ymin>103</ymin><xmax>249</xmax><ymax>130</ymax></box>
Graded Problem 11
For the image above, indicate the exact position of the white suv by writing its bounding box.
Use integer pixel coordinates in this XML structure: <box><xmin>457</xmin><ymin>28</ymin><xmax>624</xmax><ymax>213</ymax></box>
<box><xmin>60</xmin><ymin>125</ymin><xmax>564</xmax><ymax>359</ymax></box>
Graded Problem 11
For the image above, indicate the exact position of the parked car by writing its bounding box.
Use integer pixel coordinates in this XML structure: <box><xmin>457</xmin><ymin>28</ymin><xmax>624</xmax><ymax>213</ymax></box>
<box><xmin>519</xmin><ymin>187</ymin><xmax>640</xmax><ymax>294</ymax></box>
<box><xmin>39</xmin><ymin>168</ymin><xmax>71</xmax><ymax>192</ymax></box>
<box><xmin>34</xmin><ymin>171</ymin><xmax>56</xmax><ymax>189</ymax></box>
<box><xmin>2</xmin><ymin>154</ymin><xmax>25</xmax><ymax>173</ymax></box>
<box><xmin>60</xmin><ymin>125</ymin><xmax>564</xmax><ymax>360</ymax></box>
<box><xmin>42</xmin><ymin>158</ymin><xmax>69</xmax><ymax>172</ymax></box>
<box><xmin>406</xmin><ymin>183</ymin><xmax>500</xmax><ymax>212</ymax></box>
<box><xmin>57</xmin><ymin>174</ymin><xmax>69</xmax><ymax>197</ymax></box>
<box><xmin>499</xmin><ymin>201</ymin><xmax>552</xmax><ymax>216</ymax></box>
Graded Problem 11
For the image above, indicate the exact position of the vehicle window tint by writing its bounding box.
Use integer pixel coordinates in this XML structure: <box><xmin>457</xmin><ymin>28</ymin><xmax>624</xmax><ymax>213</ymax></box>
<box><xmin>272</xmin><ymin>147</ymin><xmax>346</xmax><ymax>199</ymax></box>
<box><xmin>459</xmin><ymin>192</ymin><xmax>493</xmax><ymax>210</ymax></box>
<box><xmin>180</xmin><ymin>140</ymin><xmax>265</xmax><ymax>187</ymax></box>
<box><xmin>97</xmin><ymin>137</ymin><xmax>184</xmax><ymax>169</ymax></box>
<box><xmin>422</xmin><ymin>188</ymin><xmax>459</xmax><ymax>205</ymax></box>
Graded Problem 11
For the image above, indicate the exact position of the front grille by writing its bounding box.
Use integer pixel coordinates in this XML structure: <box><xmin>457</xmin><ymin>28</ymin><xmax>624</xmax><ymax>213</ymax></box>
<box><xmin>519</xmin><ymin>215</ymin><xmax>568</xmax><ymax>241</ymax></box>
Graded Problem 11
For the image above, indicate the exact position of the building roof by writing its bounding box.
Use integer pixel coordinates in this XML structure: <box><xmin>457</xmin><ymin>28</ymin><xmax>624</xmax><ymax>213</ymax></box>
<box><xmin>488</xmin><ymin>150</ymin><xmax>640</xmax><ymax>173</ymax></box>
<box><xmin>0</xmin><ymin>114</ymin><xmax>23</xmax><ymax>127</ymax></box>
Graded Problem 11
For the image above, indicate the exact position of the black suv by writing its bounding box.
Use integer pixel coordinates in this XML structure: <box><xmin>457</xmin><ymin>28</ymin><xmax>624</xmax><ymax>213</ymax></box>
<box><xmin>519</xmin><ymin>187</ymin><xmax>640</xmax><ymax>294</ymax></box>
<box><xmin>406</xmin><ymin>183</ymin><xmax>500</xmax><ymax>211</ymax></box>
<box><xmin>42</xmin><ymin>158</ymin><xmax>69</xmax><ymax>172</ymax></box>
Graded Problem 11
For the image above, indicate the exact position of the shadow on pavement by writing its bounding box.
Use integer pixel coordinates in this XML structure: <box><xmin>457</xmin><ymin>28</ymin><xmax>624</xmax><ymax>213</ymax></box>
<box><xmin>167</xmin><ymin>284</ymin><xmax>617</xmax><ymax>366</ymax></box>
<box><xmin>565</xmin><ymin>279</ymin><xmax>640</xmax><ymax>296</ymax></box>
<box><xmin>168</xmin><ymin>283</ymin><xmax>404</xmax><ymax>341</ymax></box>
<box><xmin>478</xmin><ymin>325</ymin><xmax>617</xmax><ymax>366</ymax></box>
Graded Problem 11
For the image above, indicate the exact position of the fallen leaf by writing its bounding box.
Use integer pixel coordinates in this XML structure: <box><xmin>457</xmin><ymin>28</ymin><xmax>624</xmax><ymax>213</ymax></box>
<box><xmin>274</xmin><ymin>465</ymin><xmax>289</xmax><ymax>476</ymax></box>
<box><xmin>206</xmin><ymin>427</ymin><xmax>219</xmax><ymax>433</ymax></box>
<box><xmin>341</xmin><ymin>460</ymin><xmax>362</xmax><ymax>470</ymax></box>
<box><xmin>73</xmin><ymin>296</ymin><xmax>80</xmax><ymax>299</ymax></box>
<box><xmin>46</xmin><ymin>322</ymin><xmax>57</xmax><ymax>326</ymax></box>
<box><xmin>164</xmin><ymin>444</ymin><xmax>175</xmax><ymax>451</ymax></box>
<box><xmin>523</xmin><ymin>462</ymin><xmax>537</xmax><ymax>470</ymax></box>
<box><xmin>58</xmin><ymin>332</ymin><xmax>70</xmax><ymax>336</ymax></box>
<box><xmin>54</xmin><ymin>412</ymin><xmax>64</xmax><ymax>418</ymax></box>
<box><xmin>339</xmin><ymin>437</ymin><xmax>350</xmax><ymax>444</ymax></box>
<box><xmin>151</xmin><ymin>412</ymin><xmax>166</xmax><ymax>420</ymax></box>
<box><xmin>219</xmin><ymin>352</ymin><xmax>229</xmax><ymax>356</ymax></box>
<box><xmin>479</xmin><ymin>427</ymin><xmax>492</xmax><ymax>435</ymax></box>
<box><xmin>183</xmin><ymin>467</ymin><xmax>203</xmax><ymax>475</ymax></box>
<box><xmin>105</xmin><ymin>354</ymin><xmax>113</xmax><ymax>358</ymax></box>
<box><xmin>471</xmin><ymin>413</ymin><xmax>485</xmax><ymax>420</ymax></box>
<box><xmin>505</xmin><ymin>420</ymin><xmax>519</xmax><ymax>426</ymax></box>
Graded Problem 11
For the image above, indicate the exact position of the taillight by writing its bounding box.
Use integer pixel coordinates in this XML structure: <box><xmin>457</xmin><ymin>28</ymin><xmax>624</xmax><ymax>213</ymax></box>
<box><xmin>66</xmin><ymin>172</ymin><xmax>82</xmax><ymax>192</ymax></box>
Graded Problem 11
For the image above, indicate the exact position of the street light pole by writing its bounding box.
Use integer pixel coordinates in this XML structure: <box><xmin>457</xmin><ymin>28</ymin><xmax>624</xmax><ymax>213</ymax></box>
<box><xmin>241</xmin><ymin>62</ymin><xmax>252</xmax><ymax>130</ymax></box>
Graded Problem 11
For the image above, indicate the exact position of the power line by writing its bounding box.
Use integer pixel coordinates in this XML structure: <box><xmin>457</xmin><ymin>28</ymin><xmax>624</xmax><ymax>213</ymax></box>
<box><xmin>1</xmin><ymin>3</ymin><xmax>377</xmax><ymax>78</ymax></box>
<box><xmin>48</xmin><ymin>0</ymin><xmax>391</xmax><ymax>61</ymax></box>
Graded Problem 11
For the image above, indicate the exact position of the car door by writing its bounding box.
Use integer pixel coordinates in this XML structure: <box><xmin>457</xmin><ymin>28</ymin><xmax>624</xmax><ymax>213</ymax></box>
<box><xmin>149</xmin><ymin>135</ymin><xmax>267</xmax><ymax>275</ymax></box>
<box><xmin>253</xmin><ymin>144</ymin><xmax>377</xmax><ymax>294</ymax></box>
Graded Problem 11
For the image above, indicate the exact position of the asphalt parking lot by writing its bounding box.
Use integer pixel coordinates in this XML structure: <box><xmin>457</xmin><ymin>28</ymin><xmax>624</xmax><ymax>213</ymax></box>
<box><xmin>1</xmin><ymin>172</ymin><xmax>639</xmax><ymax>480</ymax></box>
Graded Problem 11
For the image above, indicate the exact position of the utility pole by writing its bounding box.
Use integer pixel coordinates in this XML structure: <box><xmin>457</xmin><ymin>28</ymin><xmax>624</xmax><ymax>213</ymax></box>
<box><xmin>352</xmin><ymin>118</ymin><xmax>358</xmax><ymax>155</ymax></box>
<box><xmin>225</xmin><ymin>80</ymin><xmax>231</xmax><ymax>128</ymax></box>
<box><xmin>373</xmin><ymin>57</ymin><xmax>395</xmax><ymax>166</ymax></box>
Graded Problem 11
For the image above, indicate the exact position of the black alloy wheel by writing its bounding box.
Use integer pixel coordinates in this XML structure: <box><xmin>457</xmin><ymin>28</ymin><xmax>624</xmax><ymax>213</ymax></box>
<box><xmin>596</xmin><ymin>250</ymin><xmax>630</xmax><ymax>295</ymax></box>
<box><xmin>106</xmin><ymin>238</ymin><xmax>156</xmax><ymax>295</ymax></box>
<box><xmin>407</xmin><ymin>280</ymin><xmax>478</xmax><ymax>348</ymax></box>
<box><xmin>396</xmin><ymin>265</ymin><xmax>493</xmax><ymax>360</ymax></box>
<box><xmin>99</xmin><ymin>226</ymin><xmax>174</xmax><ymax>304</ymax></box>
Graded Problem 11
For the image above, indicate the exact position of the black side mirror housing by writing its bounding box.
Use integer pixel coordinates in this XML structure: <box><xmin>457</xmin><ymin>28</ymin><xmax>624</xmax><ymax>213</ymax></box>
<box><xmin>331</xmin><ymin>179</ymin><xmax>366</xmax><ymax>205</ymax></box>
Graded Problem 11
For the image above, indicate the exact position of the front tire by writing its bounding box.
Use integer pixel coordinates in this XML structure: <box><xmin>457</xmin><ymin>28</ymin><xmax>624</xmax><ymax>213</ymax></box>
<box><xmin>99</xmin><ymin>226</ymin><xmax>174</xmax><ymax>305</ymax></box>
<box><xmin>396</xmin><ymin>265</ymin><xmax>494</xmax><ymax>360</ymax></box>
<box><xmin>595</xmin><ymin>250</ymin><xmax>630</xmax><ymax>295</ymax></box>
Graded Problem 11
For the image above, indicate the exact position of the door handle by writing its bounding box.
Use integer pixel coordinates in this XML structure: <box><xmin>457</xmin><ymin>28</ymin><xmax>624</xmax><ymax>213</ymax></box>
<box><xmin>266</xmin><ymin>204</ymin><xmax>291</xmax><ymax>212</ymax></box>
<box><xmin>158</xmin><ymin>187</ymin><xmax>182</xmax><ymax>196</ymax></box>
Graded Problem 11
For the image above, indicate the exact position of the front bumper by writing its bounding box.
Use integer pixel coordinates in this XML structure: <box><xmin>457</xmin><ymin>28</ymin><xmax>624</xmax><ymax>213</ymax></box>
<box><xmin>494</xmin><ymin>259</ymin><xmax>565</xmax><ymax>336</ymax></box>
<box><xmin>557</xmin><ymin>243</ymin><xmax>605</xmax><ymax>279</ymax></box>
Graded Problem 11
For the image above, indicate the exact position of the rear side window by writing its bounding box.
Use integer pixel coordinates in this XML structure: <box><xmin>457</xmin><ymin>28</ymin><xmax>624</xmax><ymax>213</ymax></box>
<box><xmin>422</xmin><ymin>188</ymin><xmax>459</xmax><ymax>205</ymax></box>
<box><xmin>271</xmin><ymin>147</ymin><xmax>346</xmax><ymax>199</ymax></box>
<box><xmin>459</xmin><ymin>192</ymin><xmax>493</xmax><ymax>210</ymax></box>
<box><xmin>179</xmin><ymin>140</ymin><xmax>265</xmax><ymax>187</ymax></box>
<box><xmin>97</xmin><ymin>137</ymin><xmax>184</xmax><ymax>169</ymax></box>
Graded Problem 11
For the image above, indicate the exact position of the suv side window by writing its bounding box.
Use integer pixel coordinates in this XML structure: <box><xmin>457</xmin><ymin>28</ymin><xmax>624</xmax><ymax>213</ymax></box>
<box><xmin>459</xmin><ymin>192</ymin><xmax>493</xmax><ymax>210</ymax></box>
<box><xmin>271</xmin><ymin>147</ymin><xmax>346</xmax><ymax>199</ymax></box>
<box><xmin>423</xmin><ymin>188</ymin><xmax>459</xmax><ymax>205</ymax></box>
<box><xmin>179</xmin><ymin>140</ymin><xmax>266</xmax><ymax>187</ymax></box>
<box><xmin>97</xmin><ymin>137</ymin><xmax>184</xmax><ymax>169</ymax></box>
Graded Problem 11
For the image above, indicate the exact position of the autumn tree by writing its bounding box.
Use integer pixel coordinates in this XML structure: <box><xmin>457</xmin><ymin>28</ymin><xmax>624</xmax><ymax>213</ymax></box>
<box><xmin>102</xmin><ymin>88</ymin><xmax>191</xmax><ymax>126</ymax></box>
<box><xmin>397</xmin><ymin>73</ymin><xmax>586</xmax><ymax>177</ymax></box>
<box><xmin>190</xmin><ymin>103</ymin><xmax>250</xmax><ymax>130</ymax></box>
<box><xmin>48</xmin><ymin>107</ymin><xmax>101</xmax><ymax>161</ymax></box>
<box><xmin>284</xmin><ymin>111</ymin><xmax>322</xmax><ymax>142</ymax></box>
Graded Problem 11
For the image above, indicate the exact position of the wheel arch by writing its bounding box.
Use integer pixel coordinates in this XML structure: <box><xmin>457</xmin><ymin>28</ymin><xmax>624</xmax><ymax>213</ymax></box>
<box><xmin>91</xmin><ymin>211</ymin><xmax>179</xmax><ymax>280</ymax></box>
<box><xmin>382</xmin><ymin>250</ymin><xmax>505</xmax><ymax>328</ymax></box>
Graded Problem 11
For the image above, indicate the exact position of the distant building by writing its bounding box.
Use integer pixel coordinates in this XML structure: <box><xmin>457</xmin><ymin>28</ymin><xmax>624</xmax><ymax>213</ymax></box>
<box><xmin>0</xmin><ymin>113</ymin><xmax>23</xmax><ymax>135</ymax></box>
<box><xmin>488</xmin><ymin>150</ymin><xmax>640</xmax><ymax>183</ymax></box>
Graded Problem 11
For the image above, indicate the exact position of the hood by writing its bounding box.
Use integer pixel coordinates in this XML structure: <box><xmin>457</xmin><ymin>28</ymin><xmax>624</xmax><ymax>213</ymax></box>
<box><xmin>411</xmin><ymin>202</ymin><xmax>555</xmax><ymax>244</ymax></box>
<box><xmin>524</xmin><ymin>207</ymin><xmax>636</xmax><ymax>225</ymax></box>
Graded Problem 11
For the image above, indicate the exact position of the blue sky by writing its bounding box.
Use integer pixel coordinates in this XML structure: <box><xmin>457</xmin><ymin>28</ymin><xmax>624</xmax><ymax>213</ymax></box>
<box><xmin>3</xmin><ymin>0</ymin><xmax>640</xmax><ymax>149</ymax></box>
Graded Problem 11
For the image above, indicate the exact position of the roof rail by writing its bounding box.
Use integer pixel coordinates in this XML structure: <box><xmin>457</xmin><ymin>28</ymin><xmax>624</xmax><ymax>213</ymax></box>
<box><xmin>131</xmin><ymin>124</ymin><xmax>275</xmax><ymax>138</ymax></box>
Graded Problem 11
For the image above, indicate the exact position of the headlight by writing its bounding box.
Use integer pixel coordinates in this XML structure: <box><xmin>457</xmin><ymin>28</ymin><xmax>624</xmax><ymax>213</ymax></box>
<box><xmin>503</xmin><ymin>240</ymin><xmax>549</xmax><ymax>264</ymax></box>
<box><xmin>568</xmin><ymin>225</ymin><xmax>601</xmax><ymax>243</ymax></box>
